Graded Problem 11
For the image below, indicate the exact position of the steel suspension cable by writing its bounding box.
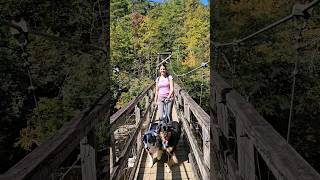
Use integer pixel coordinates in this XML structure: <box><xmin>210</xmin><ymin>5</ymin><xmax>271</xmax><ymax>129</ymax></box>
<box><xmin>214</xmin><ymin>0</ymin><xmax>320</xmax><ymax>47</ymax></box>
<box><xmin>287</xmin><ymin>15</ymin><xmax>307</xmax><ymax>143</ymax></box>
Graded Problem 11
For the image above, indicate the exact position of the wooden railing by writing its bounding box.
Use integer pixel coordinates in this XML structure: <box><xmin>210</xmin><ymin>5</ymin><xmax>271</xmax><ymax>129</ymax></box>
<box><xmin>211</xmin><ymin>72</ymin><xmax>320</xmax><ymax>180</ymax></box>
<box><xmin>0</xmin><ymin>93</ymin><xmax>111</xmax><ymax>180</ymax></box>
<box><xmin>174</xmin><ymin>83</ymin><xmax>210</xmax><ymax>180</ymax></box>
<box><xmin>110</xmin><ymin>82</ymin><xmax>155</xmax><ymax>180</ymax></box>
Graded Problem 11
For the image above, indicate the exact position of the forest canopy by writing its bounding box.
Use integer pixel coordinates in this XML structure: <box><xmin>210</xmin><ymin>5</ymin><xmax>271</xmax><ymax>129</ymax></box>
<box><xmin>0</xmin><ymin>0</ymin><xmax>209</xmax><ymax>173</ymax></box>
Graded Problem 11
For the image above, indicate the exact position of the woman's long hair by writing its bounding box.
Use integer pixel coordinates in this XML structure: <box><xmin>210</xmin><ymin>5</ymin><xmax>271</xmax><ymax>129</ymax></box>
<box><xmin>159</xmin><ymin>63</ymin><xmax>170</xmax><ymax>77</ymax></box>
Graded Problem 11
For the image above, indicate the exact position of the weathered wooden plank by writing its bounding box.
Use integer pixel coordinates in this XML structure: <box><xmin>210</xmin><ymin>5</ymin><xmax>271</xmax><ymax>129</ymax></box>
<box><xmin>175</xmin><ymin>84</ymin><xmax>210</xmax><ymax>129</ymax></box>
<box><xmin>110</xmin><ymin>83</ymin><xmax>154</xmax><ymax>126</ymax></box>
<box><xmin>217</xmin><ymin>103</ymin><xmax>229</xmax><ymax>137</ymax></box>
<box><xmin>0</xmin><ymin>94</ymin><xmax>111</xmax><ymax>180</ymax></box>
<box><xmin>135</xmin><ymin>105</ymin><xmax>141</xmax><ymax>153</ymax></box>
<box><xmin>80</xmin><ymin>130</ymin><xmax>97</xmax><ymax>180</ymax></box>
<box><xmin>175</xmin><ymin>104</ymin><xmax>210</xmax><ymax>180</ymax></box>
<box><xmin>215</xmin><ymin>73</ymin><xmax>320</xmax><ymax>180</ymax></box>
<box><xmin>202</xmin><ymin>125</ymin><xmax>210</xmax><ymax>170</ymax></box>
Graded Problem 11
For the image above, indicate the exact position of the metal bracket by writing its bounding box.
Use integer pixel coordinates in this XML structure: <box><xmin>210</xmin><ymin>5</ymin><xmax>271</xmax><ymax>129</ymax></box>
<box><xmin>292</xmin><ymin>3</ymin><xmax>311</xmax><ymax>18</ymax></box>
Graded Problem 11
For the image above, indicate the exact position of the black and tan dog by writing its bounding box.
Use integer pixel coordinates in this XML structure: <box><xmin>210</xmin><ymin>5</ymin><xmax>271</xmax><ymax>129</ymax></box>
<box><xmin>142</xmin><ymin>122</ymin><xmax>162</xmax><ymax>167</ymax></box>
<box><xmin>158</xmin><ymin>121</ymin><xmax>181</xmax><ymax>172</ymax></box>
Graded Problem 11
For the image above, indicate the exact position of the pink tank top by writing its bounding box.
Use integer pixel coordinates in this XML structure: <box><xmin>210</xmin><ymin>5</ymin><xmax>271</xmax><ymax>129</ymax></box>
<box><xmin>156</xmin><ymin>75</ymin><xmax>173</xmax><ymax>97</ymax></box>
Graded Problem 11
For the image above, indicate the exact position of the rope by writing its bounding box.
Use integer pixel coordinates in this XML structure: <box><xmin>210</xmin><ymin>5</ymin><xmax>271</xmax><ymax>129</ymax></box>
<box><xmin>286</xmin><ymin>56</ymin><xmax>298</xmax><ymax>143</ymax></box>
<box><xmin>287</xmin><ymin>15</ymin><xmax>306</xmax><ymax>143</ymax></box>
<box><xmin>21</xmin><ymin>45</ymin><xmax>38</xmax><ymax>107</ymax></box>
<box><xmin>214</xmin><ymin>0</ymin><xmax>320</xmax><ymax>47</ymax></box>
<box><xmin>1</xmin><ymin>19</ymin><xmax>107</xmax><ymax>54</ymax></box>
<box><xmin>58</xmin><ymin>155</ymin><xmax>81</xmax><ymax>180</ymax></box>
<box><xmin>171</xmin><ymin>60</ymin><xmax>209</xmax><ymax>77</ymax></box>
<box><xmin>156</xmin><ymin>54</ymin><xmax>172</xmax><ymax>67</ymax></box>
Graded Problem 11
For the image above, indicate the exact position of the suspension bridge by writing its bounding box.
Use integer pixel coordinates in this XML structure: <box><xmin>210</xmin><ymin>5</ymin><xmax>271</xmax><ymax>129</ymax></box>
<box><xmin>1</xmin><ymin>0</ymin><xmax>320</xmax><ymax>180</ymax></box>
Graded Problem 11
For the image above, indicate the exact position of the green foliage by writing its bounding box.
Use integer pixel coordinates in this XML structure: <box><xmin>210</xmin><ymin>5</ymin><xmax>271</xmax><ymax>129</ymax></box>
<box><xmin>116</xmin><ymin>76</ymin><xmax>152</xmax><ymax>109</ymax></box>
<box><xmin>131</xmin><ymin>0</ymin><xmax>209</xmax><ymax>110</ymax></box>
<box><xmin>1</xmin><ymin>0</ymin><xmax>110</xmax><ymax>172</ymax></box>
<box><xmin>18</xmin><ymin>98</ymin><xmax>74</xmax><ymax>150</ymax></box>
<box><xmin>0</xmin><ymin>0</ymin><xmax>209</xmax><ymax>172</ymax></box>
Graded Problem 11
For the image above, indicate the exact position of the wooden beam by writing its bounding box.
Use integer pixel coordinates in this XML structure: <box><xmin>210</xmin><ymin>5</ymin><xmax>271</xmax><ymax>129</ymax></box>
<box><xmin>215</xmin><ymin>73</ymin><xmax>320</xmax><ymax>180</ymax></box>
<box><xmin>175</xmin><ymin>83</ymin><xmax>210</xmax><ymax>129</ymax></box>
<box><xmin>110</xmin><ymin>83</ymin><xmax>154</xmax><ymax>127</ymax></box>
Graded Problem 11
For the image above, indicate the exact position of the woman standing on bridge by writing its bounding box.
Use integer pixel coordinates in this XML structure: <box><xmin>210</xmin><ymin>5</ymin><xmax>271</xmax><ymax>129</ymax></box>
<box><xmin>154</xmin><ymin>63</ymin><xmax>174</xmax><ymax>122</ymax></box>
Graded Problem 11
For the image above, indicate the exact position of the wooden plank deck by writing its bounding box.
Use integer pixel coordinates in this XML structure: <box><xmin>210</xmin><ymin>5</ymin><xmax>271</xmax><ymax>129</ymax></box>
<box><xmin>136</xmin><ymin>105</ymin><xmax>195</xmax><ymax>180</ymax></box>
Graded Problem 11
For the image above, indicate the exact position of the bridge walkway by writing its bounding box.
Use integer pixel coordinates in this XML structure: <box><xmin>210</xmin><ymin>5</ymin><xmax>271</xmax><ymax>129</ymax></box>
<box><xmin>135</xmin><ymin>104</ymin><xmax>195</xmax><ymax>180</ymax></box>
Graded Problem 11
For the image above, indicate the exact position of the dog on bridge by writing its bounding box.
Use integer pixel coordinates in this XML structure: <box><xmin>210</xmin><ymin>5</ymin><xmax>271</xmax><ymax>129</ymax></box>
<box><xmin>142</xmin><ymin>122</ymin><xmax>163</xmax><ymax>167</ymax></box>
<box><xmin>158</xmin><ymin>121</ymin><xmax>181</xmax><ymax>172</ymax></box>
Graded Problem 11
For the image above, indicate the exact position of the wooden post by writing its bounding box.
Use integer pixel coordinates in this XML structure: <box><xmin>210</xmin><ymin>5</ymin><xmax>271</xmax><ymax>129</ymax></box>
<box><xmin>145</xmin><ymin>95</ymin><xmax>150</xmax><ymax>123</ymax></box>
<box><xmin>178</xmin><ymin>92</ymin><xmax>182</xmax><ymax>107</ymax></box>
<box><xmin>80</xmin><ymin>130</ymin><xmax>97</xmax><ymax>180</ymax></box>
<box><xmin>237</xmin><ymin>120</ymin><xmax>255</xmax><ymax>180</ymax></box>
<box><xmin>184</xmin><ymin>100</ymin><xmax>191</xmax><ymax>123</ymax></box>
<box><xmin>149</xmin><ymin>89</ymin><xmax>154</xmax><ymax>104</ymax></box>
<box><xmin>135</xmin><ymin>105</ymin><xmax>141</xmax><ymax>152</ymax></box>
<box><xmin>202</xmin><ymin>125</ymin><xmax>210</xmax><ymax>169</ymax></box>
<box><xmin>217</xmin><ymin>85</ymin><xmax>229</xmax><ymax>137</ymax></box>
<box><xmin>110</xmin><ymin>132</ymin><xmax>116</xmax><ymax>173</ymax></box>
